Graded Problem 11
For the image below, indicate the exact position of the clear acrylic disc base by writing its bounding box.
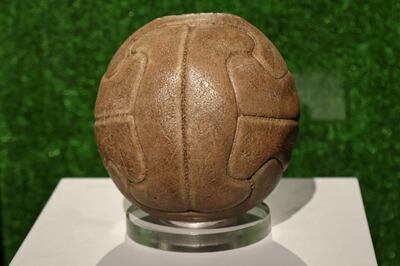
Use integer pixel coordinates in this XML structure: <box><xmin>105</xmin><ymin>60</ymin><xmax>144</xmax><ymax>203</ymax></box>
<box><xmin>126</xmin><ymin>203</ymin><xmax>271</xmax><ymax>252</ymax></box>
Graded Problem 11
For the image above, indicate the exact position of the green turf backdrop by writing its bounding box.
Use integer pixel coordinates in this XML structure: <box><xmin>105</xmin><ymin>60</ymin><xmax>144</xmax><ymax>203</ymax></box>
<box><xmin>0</xmin><ymin>1</ymin><xmax>399</xmax><ymax>265</ymax></box>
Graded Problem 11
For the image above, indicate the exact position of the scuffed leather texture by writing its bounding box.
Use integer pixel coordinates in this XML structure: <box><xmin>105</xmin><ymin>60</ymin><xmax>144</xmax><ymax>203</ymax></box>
<box><xmin>95</xmin><ymin>13</ymin><xmax>300</xmax><ymax>221</ymax></box>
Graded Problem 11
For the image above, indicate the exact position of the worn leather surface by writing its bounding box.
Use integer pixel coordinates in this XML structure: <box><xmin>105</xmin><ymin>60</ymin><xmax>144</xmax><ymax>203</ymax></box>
<box><xmin>95</xmin><ymin>13</ymin><xmax>299</xmax><ymax>221</ymax></box>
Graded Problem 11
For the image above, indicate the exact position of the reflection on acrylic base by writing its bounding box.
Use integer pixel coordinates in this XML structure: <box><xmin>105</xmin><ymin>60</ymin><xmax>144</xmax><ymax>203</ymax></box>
<box><xmin>126</xmin><ymin>203</ymin><xmax>271</xmax><ymax>252</ymax></box>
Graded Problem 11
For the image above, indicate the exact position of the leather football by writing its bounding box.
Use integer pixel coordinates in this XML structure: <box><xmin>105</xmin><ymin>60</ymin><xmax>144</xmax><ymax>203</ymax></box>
<box><xmin>95</xmin><ymin>13</ymin><xmax>299</xmax><ymax>221</ymax></box>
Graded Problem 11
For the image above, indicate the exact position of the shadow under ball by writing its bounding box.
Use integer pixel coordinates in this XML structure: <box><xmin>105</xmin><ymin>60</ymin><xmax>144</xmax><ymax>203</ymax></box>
<box><xmin>95</xmin><ymin>13</ymin><xmax>299</xmax><ymax>222</ymax></box>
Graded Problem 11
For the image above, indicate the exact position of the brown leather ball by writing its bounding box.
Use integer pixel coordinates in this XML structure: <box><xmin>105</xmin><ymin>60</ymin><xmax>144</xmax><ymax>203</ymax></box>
<box><xmin>95</xmin><ymin>13</ymin><xmax>299</xmax><ymax>221</ymax></box>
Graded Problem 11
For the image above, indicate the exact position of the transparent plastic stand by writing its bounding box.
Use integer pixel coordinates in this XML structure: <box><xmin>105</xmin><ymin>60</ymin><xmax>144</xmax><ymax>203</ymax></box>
<box><xmin>126</xmin><ymin>203</ymin><xmax>271</xmax><ymax>252</ymax></box>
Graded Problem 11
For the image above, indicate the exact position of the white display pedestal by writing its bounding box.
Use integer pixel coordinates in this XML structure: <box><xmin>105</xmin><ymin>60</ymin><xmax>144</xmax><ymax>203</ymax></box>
<box><xmin>10</xmin><ymin>178</ymin><xmax>377</xmax><ymax>266</ymax></box>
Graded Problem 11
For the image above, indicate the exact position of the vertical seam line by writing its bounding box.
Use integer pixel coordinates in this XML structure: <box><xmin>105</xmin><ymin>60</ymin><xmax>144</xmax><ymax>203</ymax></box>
<box><xmin>180</xmin><ymin>25</ymin><xmax>191</xmax><ymax>209</ymax></box>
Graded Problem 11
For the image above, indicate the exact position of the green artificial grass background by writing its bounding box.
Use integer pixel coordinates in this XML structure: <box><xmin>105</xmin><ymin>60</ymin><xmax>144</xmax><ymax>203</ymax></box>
<box><xmin>0</xmin><ymin>0</ymin><xmax>399</xmax><ymax>265</ymax></box>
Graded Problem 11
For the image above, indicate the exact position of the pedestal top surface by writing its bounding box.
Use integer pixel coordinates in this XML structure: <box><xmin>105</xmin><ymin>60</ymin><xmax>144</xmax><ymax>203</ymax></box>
<box><xmin>10</xmin><ymin>178</ymin><xmax>377</xmax><ymax>266</ymax></box>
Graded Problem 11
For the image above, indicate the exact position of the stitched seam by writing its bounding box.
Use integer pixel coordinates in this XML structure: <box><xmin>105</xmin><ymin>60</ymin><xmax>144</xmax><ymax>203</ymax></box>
<box><xmin>130</xmin><ymin>178</ymin><xmax>252</xmax><ymax>213</ymax></box>
<box><xmin>180</xmin><ymin>26</ymin><xmax>191</xmax><ymax>209</ymax></box>
<box><xmin>271</xmin><ymin>156</ymin><xmax>285</xmax><ymax>169</ymax></box>
<box><xmin>95</xmin><ymin>112</ymin><xmax>132</xmax><ymax>120</ymax></box>
<box><xmin>130</xmin><ymin>51</ymin><xmax>148</xmax><ymax>184</ymax></box>
<box><xmin>225</xmin><ymin>53</ymin><xmax>254</xmax><ymax>207</ymax></box>
<box><xmin>225</xmin><ymin>53</ymin><xmax>243</xmax><ymax>182</ymax></box>
<box><xmin>97</xmin><ymin>118</ymin><xmax>147</xmax><ymax>184</ymax></box>
<box><xmin>207</xmin><ymin>22</ymin><xmax>289</xmax><ymax>79</ymax></box>
<box><xmin>226</xmin><ymin>52</ymin><xmax>296</xmax><ymax>180</ymax></box>
<box><xmin>126</xmin><ymin>21</ymin><xmax>288</xmax><ymax>79</ymax></box>
<box><xmin>240</xmin><ymin>115</ymin><xmax>299</xmax><ymax>124</ymax></box>
<box><xmin>130</xmin><ymin>158</ymin><xmax>281</xmax><ymax>214</ymax></box>
<box><xmin>227</xmin><ymin>116</ymin><xmax>296</xmax><ymax>180</ymax></box>
<box><xmin>96</xmin><ymin>51</ymin><xmax>148</xmax><ymax>184</ymax></box>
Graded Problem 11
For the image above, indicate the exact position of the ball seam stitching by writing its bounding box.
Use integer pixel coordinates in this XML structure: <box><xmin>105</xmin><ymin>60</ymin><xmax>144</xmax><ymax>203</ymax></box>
<box><xmin>180</xmin><ymin>25</ymin><xmax>192</xmax><ymax>209</ymax></box>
